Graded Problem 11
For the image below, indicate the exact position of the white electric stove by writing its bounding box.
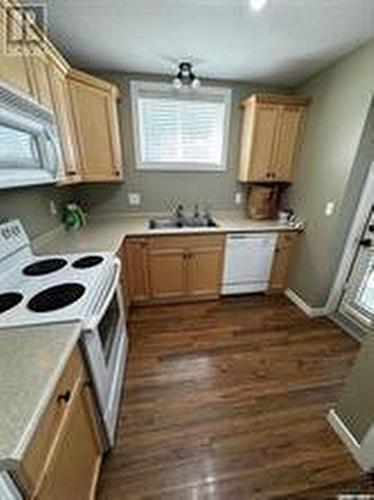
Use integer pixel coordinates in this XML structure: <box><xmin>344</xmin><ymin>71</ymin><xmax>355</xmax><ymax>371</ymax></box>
<box><xmin>0</xmin><ymin>221</ymin><xmax>115</xmax><ymax>329</ymax></box>
<box><xmin>0</xmin><ymin>219</ymin><xmax>128</xmax><ymax>453</ymax></box>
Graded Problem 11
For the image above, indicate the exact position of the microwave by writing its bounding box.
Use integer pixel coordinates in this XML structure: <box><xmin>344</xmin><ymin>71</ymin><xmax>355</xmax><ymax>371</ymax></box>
<box><xmin>0</xmin><ymin>82</ymin><xmax>61</xmax><ymax>189</ymax></box>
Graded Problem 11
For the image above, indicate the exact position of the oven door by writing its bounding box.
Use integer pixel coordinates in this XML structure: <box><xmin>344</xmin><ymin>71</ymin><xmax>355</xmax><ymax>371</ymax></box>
<box><xmin>82</xmin><ymin>261</ymin><xmax>128</xmax><ymax>445</ymax></box>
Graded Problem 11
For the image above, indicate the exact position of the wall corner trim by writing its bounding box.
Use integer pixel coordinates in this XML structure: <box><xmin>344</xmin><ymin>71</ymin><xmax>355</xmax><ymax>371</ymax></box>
<box><xmin>284</xmin><ymin>288</ymin><xmax>327</xmax><ymax>318</ymax></box>
<box><xmin>327</xmin><ymin>409</ymin><xmax>374</xmax><ymax>472</ymax></box>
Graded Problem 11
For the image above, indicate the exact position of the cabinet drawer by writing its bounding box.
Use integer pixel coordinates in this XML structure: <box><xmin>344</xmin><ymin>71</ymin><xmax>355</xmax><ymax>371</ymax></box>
<box><xmin>20</xmin><ymin>347</ymin><xmax>83</xmax><ymax>495</ymax></box>
<box><xmin>148</xmin><ymin>234</ymin><xmax>224</xmax><ymax>251</ymax></box>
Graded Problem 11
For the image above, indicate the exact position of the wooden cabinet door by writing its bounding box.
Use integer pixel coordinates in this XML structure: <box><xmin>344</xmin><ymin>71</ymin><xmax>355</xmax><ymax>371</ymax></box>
<box><xmin>0</xmin><ymin>3</ymin><xmax>32</xmax><ymax>96</ymax></box>
<box><xmin>243</xmin><ymin>103</ymin><xmax>279</xmax><ymax>182</ymax></box>
<box><xmin>48</xmin><ymin>63</ymin><xmax>81</xmax><ymax>183</ymax></box>
<box><xmin>148</xmin><ymin>248</ymin><xmax>187</xmax><ymax>300</ymax></box>
<box><xmin>123</xmin><ymin>238</ymin><xmax>150</xmax><ymax>304</ymax></box>
<box><xmin>26</xmin><ymin>54</ymin><xmax>54</xmax><ymax>109</ymax></box>
<box><xmin>68</xmin><ymin>70</ymin><xmax>123</xmax><ymax>182</ymax></box>
<box><xmin>272</xmin><ymin>106</ymin><xmax>304</xmax><ymax>182</ymax></box>
<box><xmin>37</xmin><ymin>382</ymin><xmax>102</xmax><ymax>500</ymax></box>
<box><xmin>188</xmin><ymin>245</ymin><xmax>223</xmax><ymax>298</ymax></box>
<box><xmin>0</xmin><ymin>53</ymin><xmax>32</xmax><ymax>94</ymax></box>
<box><xmin>270</xmin><ymin>233</ymin><xmax>298</xmax><ymax>291</ymax></box>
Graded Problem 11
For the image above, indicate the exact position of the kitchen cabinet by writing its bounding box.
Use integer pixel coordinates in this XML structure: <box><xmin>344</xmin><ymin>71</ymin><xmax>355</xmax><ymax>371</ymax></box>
<box><xmin>148</xmin><ymin>247</ymin><xmax>187</xmax><ymax>300</ymax></box>
<box><xmin>25</xmin><ymin>50</ymin><xmax>54</xmax><ymax>110</ymax></box>
<box><xmin>188</xmin><ymin>245</ymin><xmax>224</xmax><ymax>297</ymax></box>
<box><xmin>124</xmin><ymin>235</ymin><xmax>225</xmax><ymax>305</ymax></box>
<box><xmin>238</xmin><ymin>94</ymin><xmax>309</xmax><ymax>183</ymax></box>
<box><xmin>48</xmin><ymin>62</ymin><xmax>82</xmax><ymax>184</ymax></box>
<box><xmin>67</xmin><ymin>69</ymin><xmax>124</xmax><ymax>183</ymax></box>
<box><xmin>16</xmin><ymin>347</ymin><xmax>103</xmax><ymax>499</ymax></box>
<box><xmin>0</xmin><ymin>3</ymin><xmax>32</xmax><ymax>96</ymax></box>
<box><xmin>269</xmin><ymin>232</ymin><xmax>298</xmax><ymax>291</ymax></box>
<box><xmin>123</xmin><ymin>238</ymin><xmax>150</xmax><ymax>304</ymax></box>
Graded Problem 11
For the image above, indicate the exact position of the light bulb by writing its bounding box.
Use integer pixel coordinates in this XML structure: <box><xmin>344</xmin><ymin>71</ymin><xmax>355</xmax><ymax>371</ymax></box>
<box><xmin>250</xmin><ymin>0</ymin><xmax>267</xmax><ymax>12</ymax></box>
<box><xmin>191</xmin><ymin>78</ymin><xmax>201</xmax><ymax>90</ymax></box>
<box><xmin>173</xmin><ymin>77</ymin><xmax>182</xmax><ymax>90</ymax></box>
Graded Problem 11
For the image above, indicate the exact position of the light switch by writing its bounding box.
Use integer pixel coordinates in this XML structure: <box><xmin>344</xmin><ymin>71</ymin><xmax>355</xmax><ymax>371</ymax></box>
<box><xmin>325</xmin><ymin>201</ymin><xmax>335</xmax><ymax>217</ymax></box>
<box><xmin>235</xmin><ymin>192</ymin><xmax>242</xmax><ymax>205</ymax></box>
<box><xmin>49</xmin><ymin>200</ymin><xmax>57</xmax><ymax>216</ymax></box>
<box><xmin>128</xmin><ymin>192</ymin><xmax>141</xmax><ymax>206</ymax></box>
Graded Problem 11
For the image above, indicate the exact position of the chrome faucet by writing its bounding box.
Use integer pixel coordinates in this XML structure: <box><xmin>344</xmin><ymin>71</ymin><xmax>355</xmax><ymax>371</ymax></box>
<box><xmin>175</xmin><ymin>204</ymin><xmax>184</xmax><ymax>223</ymax></box>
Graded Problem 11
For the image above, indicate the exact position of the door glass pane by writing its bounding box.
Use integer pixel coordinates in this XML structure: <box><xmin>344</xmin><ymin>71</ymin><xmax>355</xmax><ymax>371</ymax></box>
<box><xmin>339</xmin><ymin>210</ymin><xmax>373</xmax><ymax>330</ymax></box>
<box><xmin>356</xmin><ymin>258</ymin><xmax>374</xmax><ymax>315</ymax></box>
<box><xmin>0</xmin><ymin>124</ymin><xmax>41</xmax><ymax>169</ymax></box>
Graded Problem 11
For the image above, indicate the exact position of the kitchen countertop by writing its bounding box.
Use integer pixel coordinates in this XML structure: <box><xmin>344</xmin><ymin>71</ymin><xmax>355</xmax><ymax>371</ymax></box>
<box><xmin>33</xmin><ymin>211</ymin><xmax>302</xmax><ymax>255</ymax></box>
<box><xmin>0</xmin><ymin>322</ymin><xmax>81</xmax><ymax>472</ymax></box>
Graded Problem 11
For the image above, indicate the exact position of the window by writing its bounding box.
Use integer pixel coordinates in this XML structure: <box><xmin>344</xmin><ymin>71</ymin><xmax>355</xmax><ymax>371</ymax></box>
<box><xmin>131</xmin><ymin>81</ymin><xmax>232</xmax><ymax>171</ymax></box>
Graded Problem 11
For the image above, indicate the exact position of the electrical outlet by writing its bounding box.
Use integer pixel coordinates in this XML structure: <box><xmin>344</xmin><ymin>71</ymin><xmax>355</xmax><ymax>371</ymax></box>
<box><xmin>128</xmin><ymin>192</ymin><xmax>141</xmax><ymax>206</ymax></box>
<box><xmin>235</xmin><ymin>192</ymin><xmax>242</xmax><ymax>205</ymax></box>
<box><xmin>49</xmin><ymin>200</ymin><xmax>57</xmax><ymax>216</ymax></box>
<box><xmin>325</xmin><ymin>201</ymin><xmax>335</xmax><ymax>217</ymax></box>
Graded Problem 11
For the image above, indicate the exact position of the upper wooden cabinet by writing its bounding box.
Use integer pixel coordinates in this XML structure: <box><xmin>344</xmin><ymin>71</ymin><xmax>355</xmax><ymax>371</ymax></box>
<box><xmin>67</xmin><ymin>69</ymin><xmax>124</xmax><ymax>183</ymax></box>
<box><xmin>238</xmin><ymin>94</ymin><xmax>310</xmax><ymax>183</ymax></box>
<box><xmin>0</xmin><ymin>2</ymin><xmax>33</xmax><ymax>96</ymax></box>
<box><xmin>49</xmin><ymin>62</ymin><xmax>82</xmax><ymax>184</ymax></box>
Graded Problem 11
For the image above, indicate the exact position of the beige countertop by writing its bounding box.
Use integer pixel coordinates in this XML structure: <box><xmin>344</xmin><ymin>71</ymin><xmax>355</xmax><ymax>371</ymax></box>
<box><xmin>33</xmin><ymin>211</ymin><xmax>302</xmax><ymax>255</ymax></box>
<box><xmin>0</xmin><ymin>322</ymin><xmax>81</xmax><ymax>472</ymax></box>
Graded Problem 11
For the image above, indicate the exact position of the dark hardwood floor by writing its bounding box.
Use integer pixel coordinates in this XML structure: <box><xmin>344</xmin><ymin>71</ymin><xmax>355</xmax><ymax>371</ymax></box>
<box><xmin>97</xmin><ymin>295</ymin><xmax>374</xmax><ymax>499</ymax></box>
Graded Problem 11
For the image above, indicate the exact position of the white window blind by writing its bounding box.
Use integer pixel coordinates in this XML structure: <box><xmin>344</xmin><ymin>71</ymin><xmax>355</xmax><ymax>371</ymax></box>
<box><xmin>131</xmin><ymin>81</ymin><xmax>231</xmax><ymax>171</ymax></box>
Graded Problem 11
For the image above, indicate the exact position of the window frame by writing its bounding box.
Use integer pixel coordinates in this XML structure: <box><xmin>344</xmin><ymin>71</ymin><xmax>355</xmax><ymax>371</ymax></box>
<box><xmin>130</xmin><ymin>80</ymin><xmax>232</xmax><ymax>172</ymax></box>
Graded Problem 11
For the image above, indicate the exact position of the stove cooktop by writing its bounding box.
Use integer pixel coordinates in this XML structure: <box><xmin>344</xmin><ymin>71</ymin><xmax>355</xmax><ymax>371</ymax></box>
<box><xmin>0</xmin><ymin>248</ymin><xmax>116</xmax><ymax>328</ymax></box>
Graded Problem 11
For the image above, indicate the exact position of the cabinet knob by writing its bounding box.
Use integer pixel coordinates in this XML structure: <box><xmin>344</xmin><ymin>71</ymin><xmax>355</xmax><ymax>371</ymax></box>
<box><xmin>57</xmin><ymin>390</ymin><xmax>72</xmax><ymax>404</ymax></box>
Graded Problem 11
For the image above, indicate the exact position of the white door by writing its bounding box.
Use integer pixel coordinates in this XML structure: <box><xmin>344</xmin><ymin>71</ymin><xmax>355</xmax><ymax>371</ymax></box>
<box><xmin>339</xmin><ymin>209</ymin><xmax>374</xmax><ymax>331</ymax></box>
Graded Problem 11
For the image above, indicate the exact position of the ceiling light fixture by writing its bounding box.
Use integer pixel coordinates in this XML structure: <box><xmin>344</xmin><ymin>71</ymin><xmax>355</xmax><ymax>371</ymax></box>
<box><xmin>249</xmin><ymin>0</ymin><xmax>268</xmax><ymax>12</ymax></box>
<box><xmin>173</xmin><ymin>62</ymin><xmax>201</xmax><ymax>90</ymax></box>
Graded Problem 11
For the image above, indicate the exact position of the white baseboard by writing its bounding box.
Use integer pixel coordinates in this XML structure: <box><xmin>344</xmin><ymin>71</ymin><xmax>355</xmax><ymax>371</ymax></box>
<box><xmin>285</xmin><ymin>288</ymin><xmax>327</xmax><ymax>318</ymax></box>
<box><xmin>327</xmin><ymin>409</ymin><xmax>374</xmax><ymax>471</ymax></box>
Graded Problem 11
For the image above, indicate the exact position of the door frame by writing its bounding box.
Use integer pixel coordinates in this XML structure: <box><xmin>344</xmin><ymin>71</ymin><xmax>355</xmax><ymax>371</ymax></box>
<box><xmin>326</xmin><ymin>162</ymin><xmax>374</xmax><ymax>314</ymax></box>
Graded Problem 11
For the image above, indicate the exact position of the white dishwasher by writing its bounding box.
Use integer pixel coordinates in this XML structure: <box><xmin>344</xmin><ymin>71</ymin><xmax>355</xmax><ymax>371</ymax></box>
<box><xmin>222</xmin><ymin>233</ymin><xmax>277</xmax><ymax>295</ymax></box>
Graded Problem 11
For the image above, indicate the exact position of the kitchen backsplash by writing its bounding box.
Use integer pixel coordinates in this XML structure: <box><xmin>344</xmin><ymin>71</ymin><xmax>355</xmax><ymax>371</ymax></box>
<box><xmin>0</xmin><ymin>185</ymin><xmax>69</xmax><ymax>239</ymax></box>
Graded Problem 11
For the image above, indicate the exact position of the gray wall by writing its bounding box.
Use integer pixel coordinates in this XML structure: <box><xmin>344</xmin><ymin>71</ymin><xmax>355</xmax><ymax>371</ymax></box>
<box><xmin>0</xmin><ymin>185</ymin><xmax>68</xmax><ymax>239</ymax></box>
<box><xmin>73</xmin><ymin>72</ymin><xmax>269</xmax><ymax>214</ymax></box>
<box><xmin>287</xmin><ymin>40</ymin><xmax>374</xmax><ymax>308</ymax></box>
<box><xmin>337</xmin><ymin>332</ymin><xmax>374</xmax><ymax>443</ymax></box>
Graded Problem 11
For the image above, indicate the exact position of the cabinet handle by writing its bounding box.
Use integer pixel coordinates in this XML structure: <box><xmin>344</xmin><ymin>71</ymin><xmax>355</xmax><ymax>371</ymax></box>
<box><xmin>57</xmin><ymin>389</ymin><xmax>72</xmax><ymax>404</ymax></box>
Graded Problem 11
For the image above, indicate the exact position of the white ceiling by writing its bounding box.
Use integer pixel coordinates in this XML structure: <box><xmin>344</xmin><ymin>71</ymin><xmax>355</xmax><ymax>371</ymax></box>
<box><xmin>43</xmin><ymin>0</ymin><xmax>374</xmax><ymax>86</ymax></box>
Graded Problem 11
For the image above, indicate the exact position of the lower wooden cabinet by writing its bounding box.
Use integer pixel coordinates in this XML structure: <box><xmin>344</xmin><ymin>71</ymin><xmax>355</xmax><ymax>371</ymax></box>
<box><xmin>16</xmin><ymin>347</ymin><xmax>103</xmax><ymax>500</ymax></box>
<box><xmin>123</xmin><ymin>235</ymin><xmax>225</xmax><ymax>305</ymax></box>
<box><xmin>269</xmin><ymin>232</ymin><xmax>298</xmax><ymax>291</ymax></box>
<box><xmin>123</xmin><ymin>238</ymin><xmax>150</xmax><ymax>304</ymax></box>
<box><xmin>36</xmin><ymin>382</ymin><xmax>102</xmax><ymax>500</ymax></box>
<box><xmin>187</xmin><ymin>245</ymin><xmax>224</xmax><ymax>298</ymax></box>
<box><xmin>148</xmin><ymin>247</ymin><xmax>187</xmax><ymax>300</ymax></box>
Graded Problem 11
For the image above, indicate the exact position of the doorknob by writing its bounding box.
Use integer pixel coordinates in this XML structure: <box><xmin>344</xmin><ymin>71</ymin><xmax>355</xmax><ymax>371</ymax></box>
<box><xmin>360</xmin><ymin>238</ymin><xmax>372</xmax><ymax>247</ymax></box>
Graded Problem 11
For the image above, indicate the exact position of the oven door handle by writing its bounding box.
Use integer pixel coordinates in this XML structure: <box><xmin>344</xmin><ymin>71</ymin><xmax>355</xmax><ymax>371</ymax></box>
<box><xmin>83</xmin><ymin>258</ymin><xmax>122</xmax><ymax>331</ymax></box>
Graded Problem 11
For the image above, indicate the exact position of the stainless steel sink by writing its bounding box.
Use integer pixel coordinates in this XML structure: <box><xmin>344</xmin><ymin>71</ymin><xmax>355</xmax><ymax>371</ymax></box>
<box><xmin>149</xmin><ymin>216</ymin><xmax>218</xmax><ymax>230</ymax></box>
